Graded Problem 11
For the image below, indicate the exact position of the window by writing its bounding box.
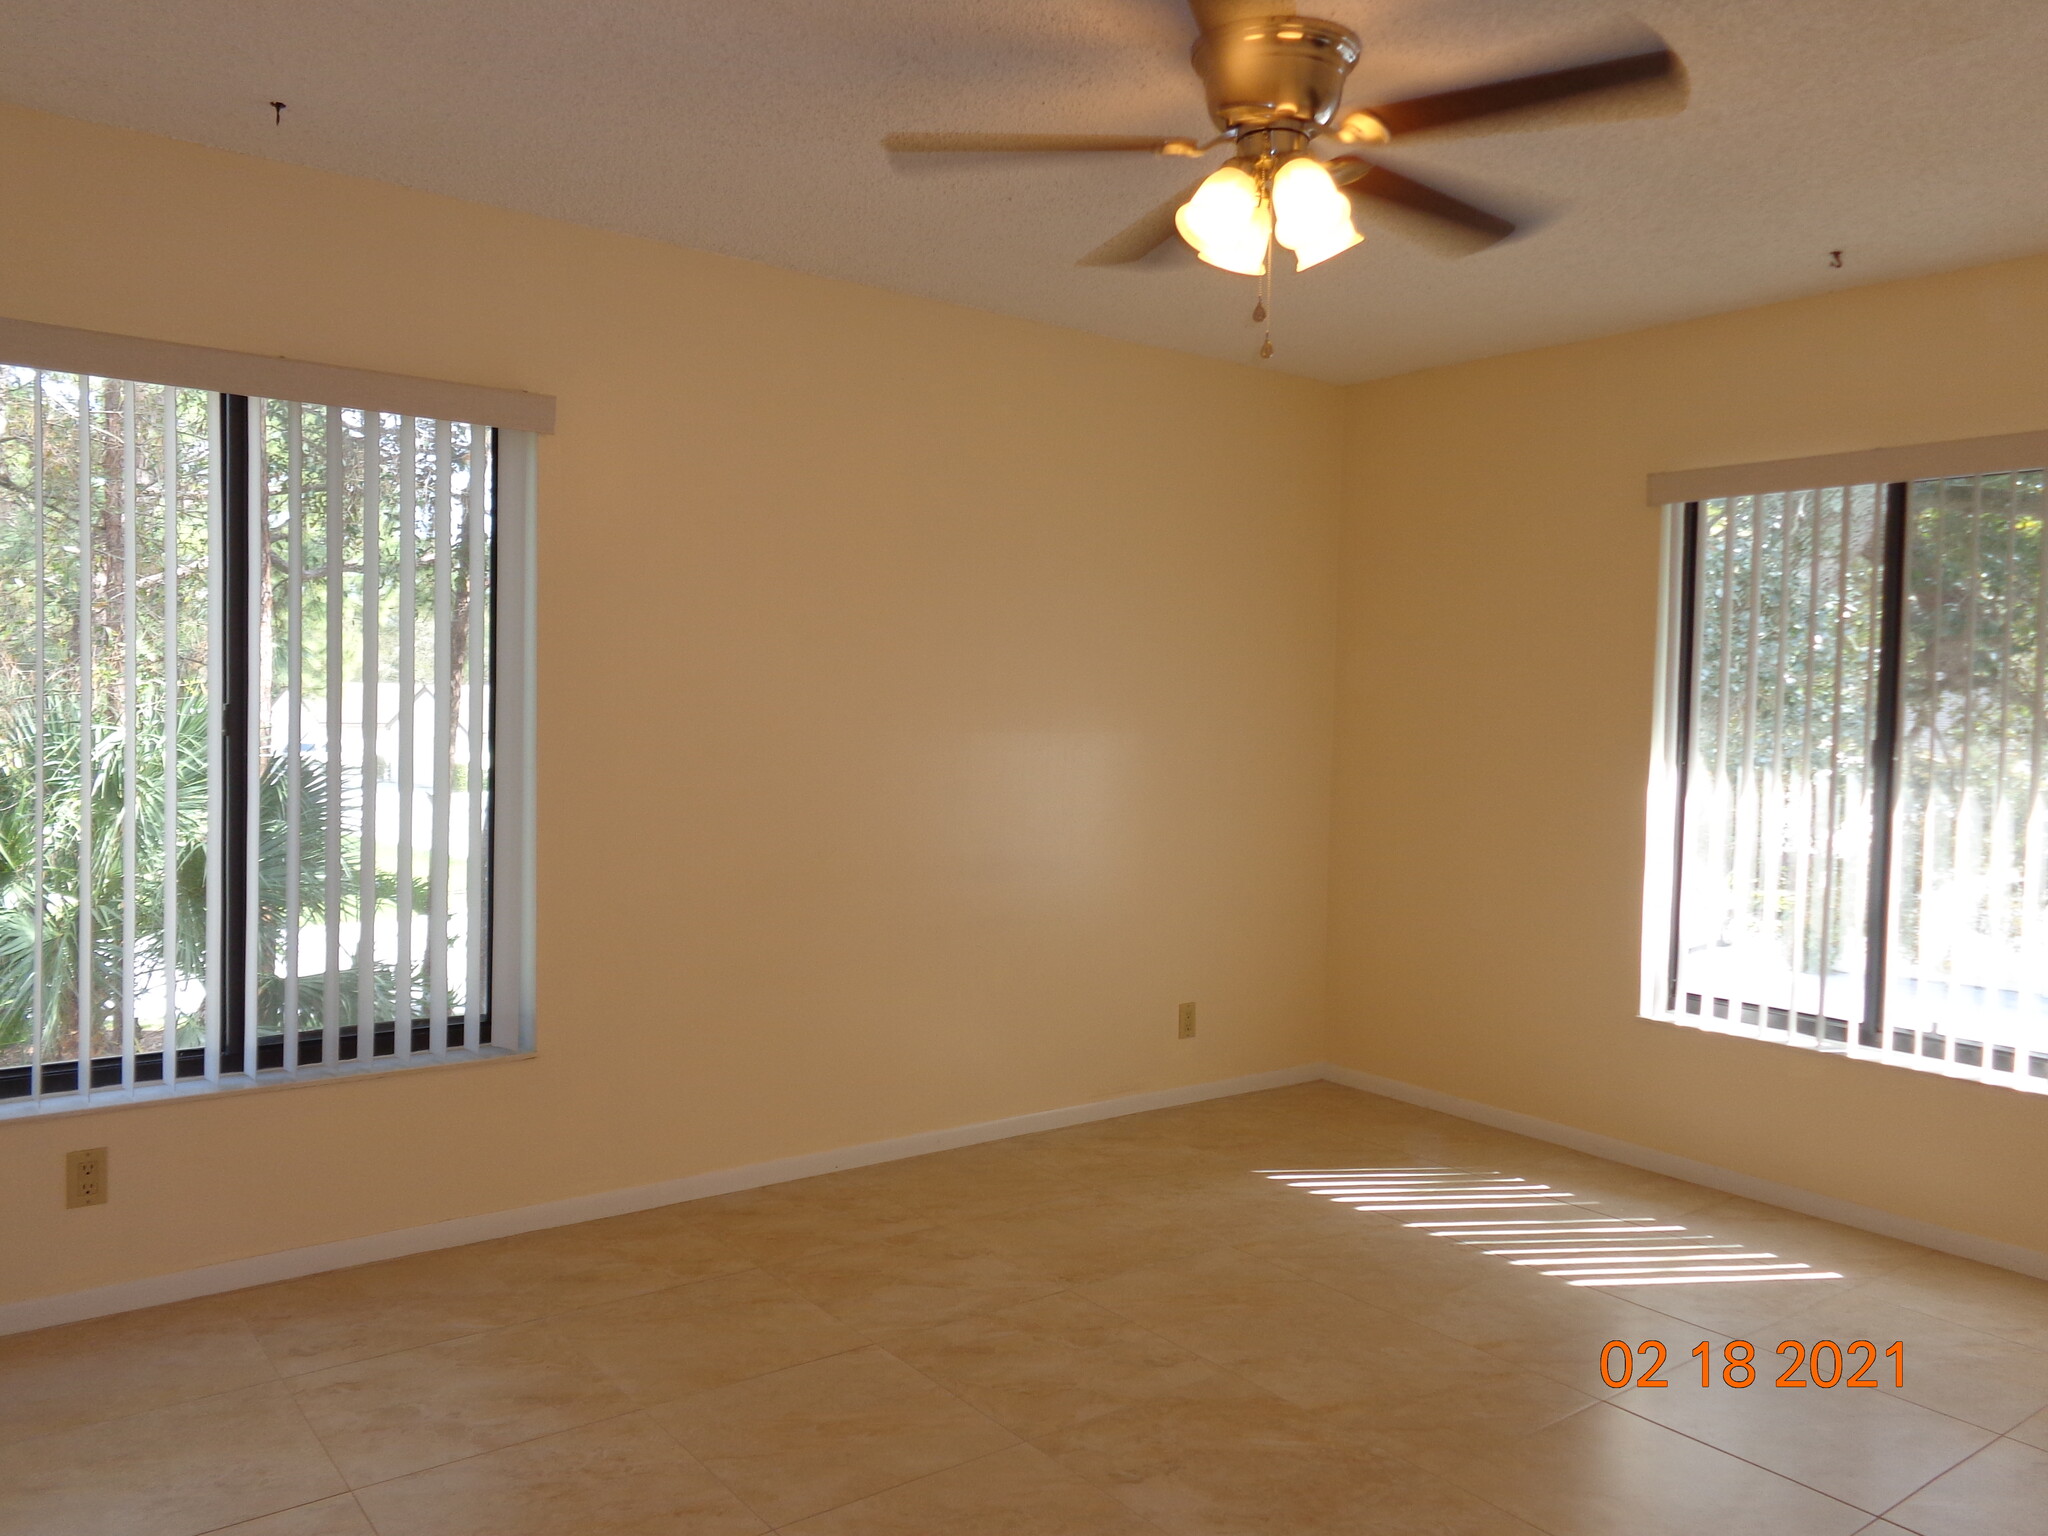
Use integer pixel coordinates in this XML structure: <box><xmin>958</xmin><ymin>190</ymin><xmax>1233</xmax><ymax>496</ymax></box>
<box><xmin>1652</xmin><ymin>462</ymin><xmax>2048</xmax><ymax>1091</ymax></box>
<box><xmin>1</xmin><ymin>361</ymin><xmax>528</xmax><ymax>1108</ymax></box>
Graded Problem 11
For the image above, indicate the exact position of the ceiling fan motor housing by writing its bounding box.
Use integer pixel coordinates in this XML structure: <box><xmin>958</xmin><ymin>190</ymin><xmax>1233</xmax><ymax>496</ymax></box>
<box><xmin>1192</xmin><ymin>16</ymin><xmax>1361</xmax><ymax>135</ymax></box>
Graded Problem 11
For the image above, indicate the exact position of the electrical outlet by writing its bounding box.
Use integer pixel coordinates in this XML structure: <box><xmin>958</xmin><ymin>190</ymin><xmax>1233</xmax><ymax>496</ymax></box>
<box><xmin>66</xmin><ymin>1147</ymin><xmax>108</xmax><ymax>1208</ymax></box>
<box><xmin>1177</xmin><ymin>1002</ymin><xmax>1197</xmax><ymax>1040</ymax></box>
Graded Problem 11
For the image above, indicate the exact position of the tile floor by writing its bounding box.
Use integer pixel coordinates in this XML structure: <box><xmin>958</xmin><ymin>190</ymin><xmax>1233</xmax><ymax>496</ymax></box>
<box><xmin>5</xmin><ymin>1081</ymin><xmax>2048</xmax><ymax>1535</ymax></box>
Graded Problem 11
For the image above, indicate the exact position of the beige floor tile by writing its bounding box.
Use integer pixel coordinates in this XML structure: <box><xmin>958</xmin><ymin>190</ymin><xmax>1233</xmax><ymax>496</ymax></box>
<box><xmin>940</xmin><ymin>1194</ymin><xmax>1226</xmax><ymax>1287</ymax></box>
<box><xmin>1107</xmin><ymin>1174</ymin><xmax>1385</xmax><ymax>1246</ymax></box>
<box><xmin>883</xmin><ymin>1291</ymin><xmax>1226</xmax><ymax>1437</ymax></box>
<box><xmin>20</xmin><ymin>1083</ymin><xmax>2048</xmax><ymax>1536</ymax></box>
<box><xmin>996</xmin><ymin>1128</ymin><xmax>1226</xmax><ymax>1185</ymax></box>
<box><xmin>1593</xmin><ymin>1268</ymin><xmax>1857</xmax><ymax>1337</ymax></box>
<box><xmin>1441</xmin><ymin>1400</ymin><xmax>1872</xmax><ymax>1536</ymax></box>
<box><xmin>1854</xmin><ymin>1254</ymin><xmax>2048</xmax><ymax>1351</ymax></box>
<box><xmin>683</xmin><ymin>1181</ymin><xmax>935</xmax><ymax>1265</ymax></box>
<box><xmin>204</xmin><ymin>1493</ymin><xmax>376</xmax><ymax>1534</ymax></box>
<box><xmin>428</xmin><ymin>1224</ymin><xmax>700</xmax><ymax>1313</ymax></box>
<box><xmin>2009</xmin><ymin>1405</ymin><xmax>2048</xmax><ymax>1450</ymax></box>
<box><xmin>0</xmin><ymin>1294</ymin><xmax>276</xmax><ymax>1446</ymax></box>
<box><xmin>1332</xmin><ymin>1368</ymin><xmax>1601</xmax><ymax>1476</ymax></box>
<box><xmin>0</xmin><ymin>1380</ymin><xmax>344</xmax><ymax>1536</ymax></box>
<box><xmin>351</xmin><ymin>1412</ymin><xmax>764</xmax><ymax>1536</ymax></box>
<box><xmin>1075</xmin><ymin>1245</ymin><xmax>1359</xmax><ymax>1328</ymax></box>
<box><xmin>768</xmin><ymin>1225</ymin><xmax>1066</xmax><ymax>1333</ymax></box>
<box><xmin>290</xmin><ymin>1321</ymin><xmax>633</xmax><ymax>1485</ymax></box>
<box><xmin>1168</xmin><ymin>1297</ymin><xmax>1520</xmax><ymax>1414</ymax></box>
<box><xmin>228</xmin><ymin>1249</ymin><xmax>552</xmax><ymax>1376</ymax></box>
<box><xmin>1883</xmin><ymin>1438</ymin><xmax>2048</xmax><ymax>1536</ymax></box>
<box><xmin>802</xmin><ymin>1144</ymin><xmax>1084</xmax><ymax>1225</ymax></box>
<box><xmin>1124</xmin><ymin>1125</ymin><xmax>1398</xmax><ymax>1173</ymax></box>
<box><xmin>566</xmin><ymin>1205</ymin><xmax>758</xmax><ymax>1283</ymax></box>
<box><xmin>1614</xmin><ymin>1365</ymin><xmax>1997</xmax><ymax>1512</ymax></box>
<box><xmin>1346</xmin><ymin>1468</ymin><xmax>1556</xmax><ymax>1535</ymax></box>
<box><xmin>777</xmin><ymin>1443</ymin><xmax>1163</xmax><ymax>1535</ymax></box>
<box><xmin>1797</xmin><ymin>1290</ymin><xmax>2048</xmax><ymax>1433</ymax></box>
<box><xmin>1237</xmin><ymin>1225</ymin><xmax>1505</xmax><ymax>1316</ymax></box>
<box><xmin>650</xmin><ymin>1344</ymin><xmax>1015</xmax><ymax>1526</ymax></box>
<box><xmin>1086</xmin><ymin>1247</ymin><xmax>1593</xmax><ymax>1413</ymax></box>
<box><xmin>230</xmin><ymin>1223</ymin><xmax>690</xmax><ymax>1379</ymax></box>
<box><xmin>1682</xmin><ymin>1197</ymin><xmax>1932</xmax><ymax>1279</ymax></box>
<box><xmin>1388</xmin><ymin>1270</ymin><xmax>1699</xmax><ymax>1392</ymax></box>
<box><xmin>542</xmin><ymin>1268</ymin><xmax>867</xmax><ymax>1404</ymax></box>
<box><xmin>1554</xmin><ymin>1174</ymin><xmax>1732</xmax><ymax>1221</ymax></box>
<box><xmin>1039</xmin><ymin>1371</ymin><xmax>1411</xmax><ymax>1536</ymax></box>
<box><xmin>1508</xmin><ymin>1203</ymin><xmax>1871</xmax><ymax>1338</ymax></box>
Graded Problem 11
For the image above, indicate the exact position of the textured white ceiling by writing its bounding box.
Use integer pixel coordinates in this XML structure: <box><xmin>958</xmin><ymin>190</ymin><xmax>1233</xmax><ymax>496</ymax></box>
<box><xmin>3</xmin><ymin>0</ymin><xmax>2046</xmax><ymax>382</ymax></box>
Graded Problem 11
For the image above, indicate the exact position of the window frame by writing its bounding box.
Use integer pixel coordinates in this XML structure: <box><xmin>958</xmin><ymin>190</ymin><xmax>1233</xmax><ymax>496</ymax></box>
<box><xmin>0</xmin><ymin>380</ymin><xmax>538</xmax><ymax>1118</ymax></box>
<box><xmin>1643</xmin><ymin>475</ymin><xmax>2048</xmax><ymax>1090</ymax></box>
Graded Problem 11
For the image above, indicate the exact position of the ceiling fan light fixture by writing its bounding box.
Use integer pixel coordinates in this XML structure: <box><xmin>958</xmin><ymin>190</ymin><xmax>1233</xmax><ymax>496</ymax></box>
<box><xmin>1174</xmin><ymin>163</ymin><xmax>1272</xmax><ymax>275</ymax></box>
<box><xmin>1270</xmin><ymin>154</ymin><xmax>1363</xmax><ymax>270</ymax></box>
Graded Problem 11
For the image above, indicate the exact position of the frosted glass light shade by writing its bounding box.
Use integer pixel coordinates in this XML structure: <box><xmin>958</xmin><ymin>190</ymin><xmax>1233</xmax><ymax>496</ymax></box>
<box><xmin>1174</xmin><ymin>165</ymin><xmax>1271</xmax><ymax>276</ymax></box>
<box><xmin>1271</xmin><ymin>155</ymin><xmax>1363</xmax><ymax>271</ymax></box>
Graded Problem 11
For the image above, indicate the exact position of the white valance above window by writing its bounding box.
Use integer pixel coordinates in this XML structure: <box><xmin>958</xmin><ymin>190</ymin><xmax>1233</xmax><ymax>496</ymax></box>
<box><xmin>1646</xmin><ymin>429</ymin><xmax>2048</xmax><ymax>505</ymax></box>
<box><xmin>0</xmin><ymin>316</ymin><xmax>555</xmax><ymax>435</ymax></box>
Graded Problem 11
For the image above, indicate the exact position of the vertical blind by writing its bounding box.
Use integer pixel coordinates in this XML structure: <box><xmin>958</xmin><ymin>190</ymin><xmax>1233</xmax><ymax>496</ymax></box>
<box><xmin>1667</xmin><ymin>470</ymin><xmax>2048</xmax><ymax>1088</ymax></box>
<box><xmin>1887</xmin><ymin>472</ymin><xmax>2048</xmax><ymax>1073</ymax></box>
<box><xmin>1673</xmin><ymin>486</ymin><xmax>1883</xmax><ymax>1045</ymax></box>
<box><xmin>0</xmin><ymin>367</ymin><xmax>496</xmax><ymax>1104</ymax></box>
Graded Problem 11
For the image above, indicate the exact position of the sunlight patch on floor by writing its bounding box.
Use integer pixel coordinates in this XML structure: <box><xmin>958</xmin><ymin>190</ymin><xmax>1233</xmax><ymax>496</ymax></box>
<box><xmin>1258</xmin><ymin>1167</ymin><xmax>1846</xmax><ymax>1288</ymax></box>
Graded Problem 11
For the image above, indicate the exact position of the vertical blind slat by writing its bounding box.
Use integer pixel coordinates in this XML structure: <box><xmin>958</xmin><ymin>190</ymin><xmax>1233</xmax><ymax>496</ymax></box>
<box><xmin>29</xmin><ymin>375</ymin><xmax>48</xmax><ymax>1097</ymax></box>
<box><xmin>428</xmin><ymin>425</ymin><xmax>454</xmax><ymax>1042</ymax></box>
<box><xmin>283</xmin><ymin>408</ymin><xmax>305</xmax><ymax>1070</ymax></box>
<box><xmin>1815</xmin><ymin>490</ymin><xmax>1851</xmax><ymax>1027</ymax></box>
<box><xmin>162</xmin><ymin>387</ymin><xmax>181</xmax><ymax>1076</ymax></box>
<box><xmin>76</xmin><ymin>383</ymin><xmax>95</xmax><ymax>1102</ymax></box>
<box><xmin>2023</xmin><ymin>491</ymin><xmax>2048</xmax><ymax>973</ymax></box>
<box><xmin>119</xmin><ymin>382</ymin><xmax>139</xmax><ymax>1088</ymax></box>
<box><xmin>1792</xmin><ymin>491</ymin><xmax>1820</xmax><ymax>1038</ymax></box>
<box><xmin>464</xmin><ymin>428</ymin><xmax>489</xmax><ymax>1041</ymax></box>
<box><xmin>395</xmin><ymin>419</ymin><xmax>418</xmax><ymax>1057</ymax></box>
<box><xmin>358</xmin><ymin>416</ymin><xmax>380</xmax><ymax>1053</ymax></box>
<box><xmin>322</xmin><ymin>407</ymin><xmax>344</xmax><ymax>1066</ymax></box>
<box><xmin>202</xmin><ymin>394</ymin><xmax>224</xmax><ymax>1086</ymax></box>
<box><xmin>238</xmin><ymin>396</ymin><xmax>262</xmax><ymax>1074</ymax></box>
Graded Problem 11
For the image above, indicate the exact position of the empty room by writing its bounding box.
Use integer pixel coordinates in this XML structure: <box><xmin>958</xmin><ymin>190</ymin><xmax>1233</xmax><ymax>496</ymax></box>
<box><xmin>4</xmin><ymin>2</ymin><xmax>2048</xmax><ymax>1533</ymax></box>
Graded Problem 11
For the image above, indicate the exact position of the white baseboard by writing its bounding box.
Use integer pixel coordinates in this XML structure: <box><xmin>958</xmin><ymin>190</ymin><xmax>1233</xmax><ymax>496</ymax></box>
<box><xmin>0</xmin><ymin>1063</ymin><xmax>1323</xmax><ymax>1337</ymax></box>
<box><xmin>1323</xmin><ymin>1063</ymin><xmax>2048</xmax><ymax>1284</ymax></box>
<box><xmin>15</xmin><ymin>1056</ymin><xmax>2044</xmax><ymax>1338</ymax></box>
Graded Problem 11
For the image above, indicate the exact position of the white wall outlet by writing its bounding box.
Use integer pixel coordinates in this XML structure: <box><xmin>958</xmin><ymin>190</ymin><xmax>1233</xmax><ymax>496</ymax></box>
<box><xmin>66</xmin><ymin>1147</ymin><xmax>108</xmax><ymax>1208</ymax></box>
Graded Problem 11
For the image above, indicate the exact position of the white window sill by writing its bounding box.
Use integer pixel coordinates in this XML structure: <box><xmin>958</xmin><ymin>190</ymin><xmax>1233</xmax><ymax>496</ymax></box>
<box><xmin>0</xmin><ymin>1046</ymin><xmax>536</xmax><ymax>1124</ymax></box>
<box><xmin>1637</xmin><ymin>1011</ymin><xmax>2048</xmax><ymax>1095</ymax></box>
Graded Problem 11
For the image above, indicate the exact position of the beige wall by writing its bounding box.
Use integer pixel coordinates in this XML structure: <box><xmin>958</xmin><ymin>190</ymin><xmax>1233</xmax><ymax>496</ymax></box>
<box><xmin>1333</xmin><ymin>252</ymin><xmax>2048</xmax><ymax>1258</ymax></box>
<box><xmin>15</xmin><ymin>93</ymin><xmax>2048</xmax><ymax>1311</ymax></box>
<box><xmin>0</xmin><ymin>104</ymin><xmax>1342</xmax><ymax>1307</ymax></box>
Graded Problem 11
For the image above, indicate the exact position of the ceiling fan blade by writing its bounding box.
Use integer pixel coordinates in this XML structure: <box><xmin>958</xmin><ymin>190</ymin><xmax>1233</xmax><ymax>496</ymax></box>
<box><xmin>1078</xmin><ymin>175</ymin><xmax>1211</xmax><ymax>266</ymax></box>
<box><xmin>1327</xmin><ymin>156</ymin><xmax>1515</xmax><ymax>254</ymax></box>
<box><xmin>1347</xmin><ymin>46</ymin><xmax>1684</xmax><ymax>141</ymax></box>
<box><xmin>884</xmin><ymin>132</ymin><xmax>1200</xmax><ymax>155</ymax></box>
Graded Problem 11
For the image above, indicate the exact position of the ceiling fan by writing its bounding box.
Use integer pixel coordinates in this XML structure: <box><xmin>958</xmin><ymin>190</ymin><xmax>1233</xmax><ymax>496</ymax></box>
<box><xmin>883</xmin><ymin>0</ymin><xmax>1686</xmax><ymax>283</ymax></box>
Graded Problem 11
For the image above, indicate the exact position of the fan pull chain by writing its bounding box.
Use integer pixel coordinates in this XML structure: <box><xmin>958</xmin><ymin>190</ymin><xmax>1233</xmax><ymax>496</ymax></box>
<box><xmin>1255</xmin><ymin>234</ymin><xmax>1275</xmax><ymax>359</ymax></box>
